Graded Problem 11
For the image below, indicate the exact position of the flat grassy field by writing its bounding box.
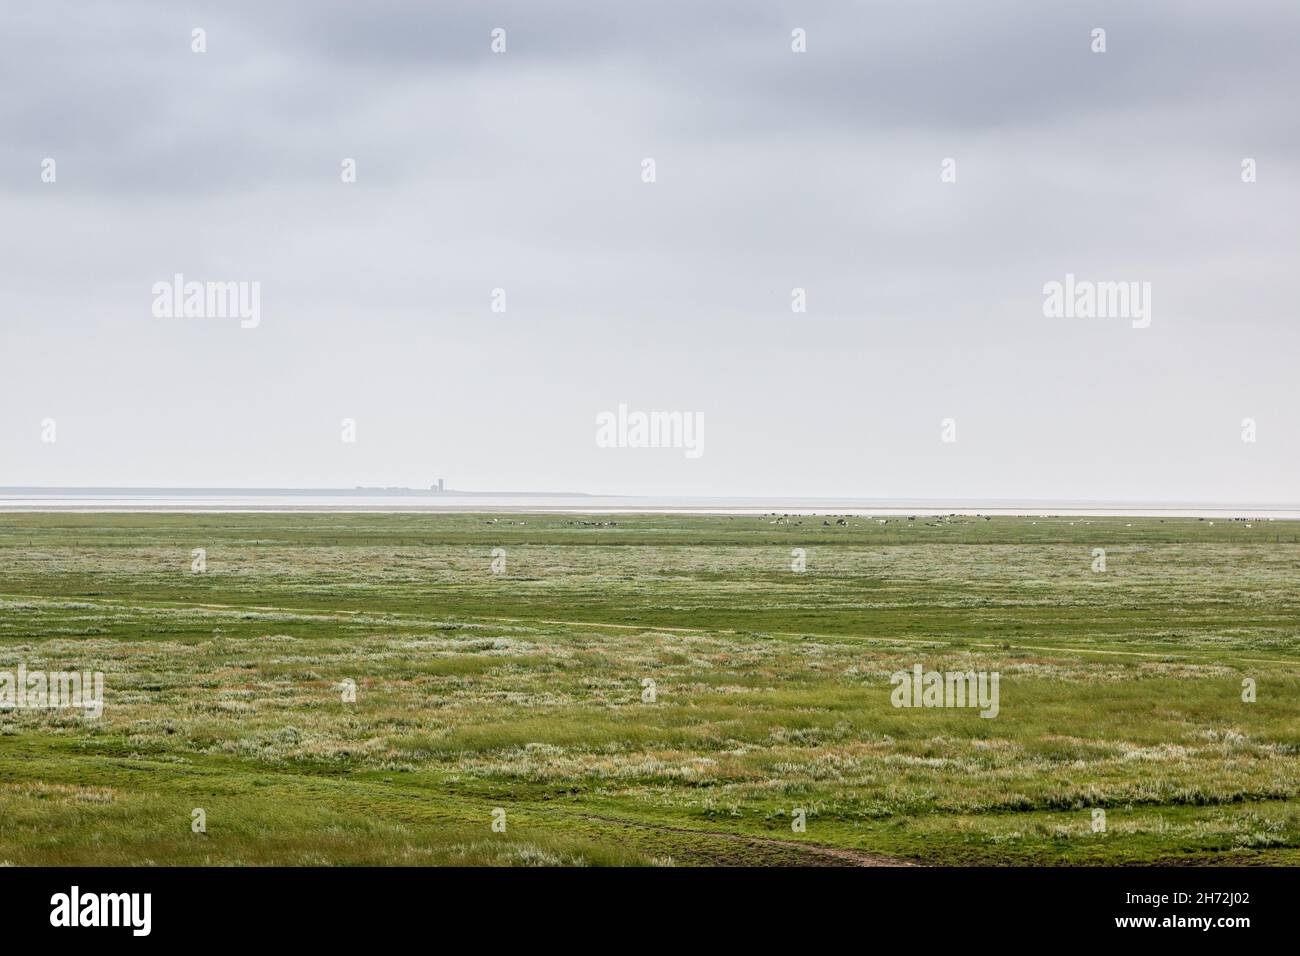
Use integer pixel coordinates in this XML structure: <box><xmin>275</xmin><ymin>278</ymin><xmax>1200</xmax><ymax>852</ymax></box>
<box><xmin>1</xmin><ymin>512</ymin><xmax>1298</xmax><ymax>866</ymax></box>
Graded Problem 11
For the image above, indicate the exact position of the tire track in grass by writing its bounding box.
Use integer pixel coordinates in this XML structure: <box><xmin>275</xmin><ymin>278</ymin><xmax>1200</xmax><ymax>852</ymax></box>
<box><xmin>574</xmin><ymin>813</ymin><xmax>918</xmax><ymax>867</ymax></box>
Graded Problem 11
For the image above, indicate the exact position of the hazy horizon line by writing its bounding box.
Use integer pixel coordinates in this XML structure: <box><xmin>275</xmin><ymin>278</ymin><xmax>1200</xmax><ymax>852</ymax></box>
<box><xmin>3</xmin><ymin>487</ymin><xmax>1299</xmax><ymax>518</ymax></box>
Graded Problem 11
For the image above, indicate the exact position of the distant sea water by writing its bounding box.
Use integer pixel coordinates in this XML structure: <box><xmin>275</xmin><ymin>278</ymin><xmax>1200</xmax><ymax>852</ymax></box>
<box><xmin>1</xmin><ymin>490</ymin><xmax>1297</xmax><ymax>518</ymax></box>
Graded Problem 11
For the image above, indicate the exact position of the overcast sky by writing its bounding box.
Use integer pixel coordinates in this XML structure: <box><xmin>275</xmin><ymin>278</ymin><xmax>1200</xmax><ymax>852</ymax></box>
<box><xmin>2</xmin><ymin>1</ymin><xmax>1297</xmax><ymax>500</ymax></box>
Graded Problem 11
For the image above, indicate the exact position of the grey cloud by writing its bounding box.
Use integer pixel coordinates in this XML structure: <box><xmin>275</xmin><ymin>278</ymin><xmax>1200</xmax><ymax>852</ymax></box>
<box><xmin>0</xmin><ymin>0</ymin><xmax>1295</xmax><ymax>499</ymax></box>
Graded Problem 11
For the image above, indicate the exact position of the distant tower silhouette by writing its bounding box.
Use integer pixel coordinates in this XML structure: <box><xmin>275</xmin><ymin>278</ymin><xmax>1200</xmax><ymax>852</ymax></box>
<box><xmin>432</xmin><ymin>478</ymin><xmax>445</xmax><ymax>492</ymax></box>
